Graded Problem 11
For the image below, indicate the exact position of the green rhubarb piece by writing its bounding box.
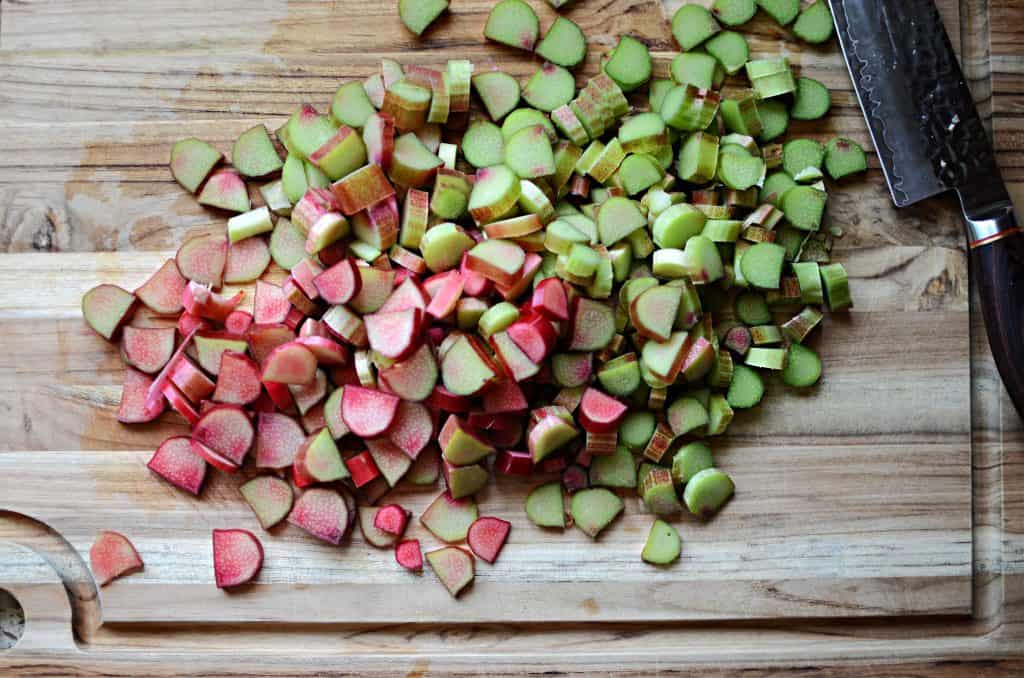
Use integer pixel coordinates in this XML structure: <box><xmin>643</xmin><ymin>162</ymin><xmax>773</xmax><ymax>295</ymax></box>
<box><xmin>791</xmin><ymin>261</ymin><xmax>824</xmax><ymax>304</ymax></box>
<box><xmin>568</xmin><ymin>297</ymin><xmax>615</xmax><ymax>351</ymax></box>
<box><xmin>672</xmin><ymin>441</ymin><xmax>713</xmax><ymax>484</ymax></box>
<box><xmin>431</xmin><ymin>171</ymin><xmax>471</xmax><ymax>220</ymax></box>
<box><xmin>421</xmin><ymin>222</ymin><xmax>474</xmax><ymax>272</ymax></box>
<box><xmin>617</xmin><ymin>154</ymin><xmax>664</xmax><ymax>196</ymax></box>
<box><xmin>824</xmin><ymin>137</ymin><xmax>868</xmax><ymax>180</ymax></box>
<box><xmin>566</xmin><ymin>243</ymin><xmax>601</xmax><ymax>278</ymax></box>
<box><xmin>194</xmin><ymin>335</ymin><xmax>247</xmax><ymax>375</ymax></box>
<box><xmin>661</xmin><ymin>84</ymin><xmax>719</xmax><ymax>132</ymax></box>
<box><xmin>793</xmin><ymin>0</ymin><xmax>834</xmax><ymax>44</ymax></box>
<box><xmin>349</xmin><ymin>240</ymin><xmax>381</xmax><ymax>262</ymax></box>
<box><xmin>286</xmin><ymin>105</ymin><xmax>339</xmax><ymax>160</ymax></box>
<box><xmin>718</xmin><ymin>151</ymin><xmax>765</xmax><ymax>191</ymax></box>
<box><xmin>702</xmin><ymin>219</ymin><xmax>742</xmax><ymax>243</ymax></box>
<box><xmin>705</xmin><ymin>30</ymin><xmax>749</xmax><ymax>74</ymax></box>
<box><xmin>389</xmin><ymin>132</ymin><xmax>444</xmax><ymax>188</ymax></box>
<box><xmin>642</xmin><ymin>519</ymin><xmax>681</xmax><ymax>565</ymax></box>
<box><xmin>472</xmin><ymin>71</ymin><xmax>521</xmax><ymax>122</ymax></box>
<box><xmin>503</xmin><ymin>108</ymin><xmax>557</xmax><ymax>142</ymax></box>
<box><xmin>457</xmin><ymin>297</ymin><xmax>489</xmax><ymax>330</ymax></box>
<box><xmin>794</xmin><ymin>167</ymin><xmax>824</xmax><ymax>183</ymax></box>
<box><xmin>746</xmin><ymin>347</ymin><xmax>787</xmax><ymax>370</ymax></box>
<box><xmin>603</xmin><ymin>36</ymin><xmax>651</xmax><ymax>93</ymax></box>
<box><xmin>530</xmin><ymin>414</ymin><xmax>579</xmax><ymax>462</ymax></box>
<box><xmin>757</xmin><ymin>99</ymin><xmax>790</xmax><ymax>143</ymax></box>
<box><xmin>281</xmin><ymin>154</ymin><xmax>308</xmax><ymax>204</ymax></box>
<box><xmin>312</xmin><ymin>127</ymin><xmax>367</xmax><ymax>180</ymax></box>
<box><xmin>652</xmin><ymin>204</ymin><xmax>705</xmax><ymax>249</ymax></box>
<box><xmin>783</xmin><ymin>138</ymin><xmax>825</xmax><ymax>177</ymax></box>
<box><xmin>609</xmin><ymin>242</ymin><xmax>633</xmax><ymax>282</ymax></box>
<box><xmin>740</xmin><ymin>242</ymin><xmax>785</xmax><ymax>289</ymax></box>
<box><xmin>749</xmin><ymin>324</ymin><xmax>783</xmax><ymax>345</ymax></box>
<box><xmin>485</xmin><ymin>0</ymin><xmax>540</xmax><ymax>51</ymax></box>
<box><xmin>713</xmin><ymin>0</ymin><xmax>756</xmax><ymax>24</ymax></box>
<box><xmin>408</xmin><ymin>446</ymin><xmax>441</xmax><ymax>485</ymax></box>
<box><xmin>667</xmin><ymin>396</ymin><xmax>708</xmax><ymax>436</ymax></box>
<box><xmin>726</xmin><ymin>363</ymin><xmax>764</xmax><ymax>408</ymax></box>
<box><xmin>519</xmin><ymin>179</ymin><xmax>555</xmax><ymax>221</ymax></box>
<box><xmin>680</xmin><ymin>233</ymin><xmax>724</xmax><ymax>283</ymax></box>
<box><xmin>783</xmin><ymin>342</ymin><xmax>822</xmax><ymax>387</ymax></box>
<box><xmin>524</xmin><ymin>63</ymin><xmax>573</xmax><ymax>112</ymax></box>
<box><xmin>446</xmin><ymin>463</ymin><xmax>489</xmax><ymax>499</ymax></box>
<box><xmin>269</xmin><ymin>218</ymin><xmax>306</xmax><ymax>270</ymax></box>
<box><xmin>197</xmin><ymin>170</ymin><xmax>250</xmax><ymax>213</ymax></box>
<box><xmin>442</xmin><ymin>417</ymin><xmax>496</xmax><ymax>466</ymax></box>
<box><xmin>505</xmin><ymin>125</ymin><xmax>555</xmax><ymax>179</ymax></box>
<box><xmin>671</xmin><ymin>52</ymin><xmax>718</xmax><ymax>89</ymax></box>
<box><xmin>227</xmin><ymin>207</ymin><xmax>274</xmax><ymax>243</ymax></box>
<box><xmin>170</xmin><ymin>138</ymin><xmax>221</xmax><ymax>193</ymax></box>
<box><xmin>619</xmin><ymin>410</ymin><xmax>656</xmax><ymax>451</ymax></box>
<box><xmin>705</xmin><ymin>394</ymin><xmax>734</xmax><ymax>435</ymax></box>
<box><xmin>260</xmin><ymin>180</ymin><xmax>292</xmax><ymax>216</ymax></box>
<box><xmin>552</xmin><ymin>105</ymin><xmax>589</xmax><ymax>146</ymax></box>
<box><xmin>745</xmin><ymin>58</ymin><xmax>796</xmax><ymax>99</ymax></box>
<box><xmin>477</xmin><ymin>301</ymin><xmax>520</xmax><ymax>338</ymax></box>
<box><xmin>462</xmin><ymin>120</ymin><xmax>505</xmax><ymax>169</ymax></box>
<box><xmin>545</xmin><ymin>219</ymin><xmax>591</xmax><ymax>254</ymax></box>
<box><xmin>677</xmin><ymin>132</ymin><xmax>720</xmax><ymax>184</ymax></box>
<box><xmin>649</xmin><ymin>79</ymin><xmax>674</xmax><ymax>114</ymax></box>
<box><xmin>598</xmin><ymin>352</ymin><xmax>641</xmax><ymax>396</ymax></box>
<box><xmin>619</xmin><ymin>112</ymin><xmax>668</xmax><ymax>154</ymax></box>
<box><xmin>332</xmin><ymin>81</ymin><xmax>376</xmax><ymax>128</ymax></box>
<box><xmin>791</xmin><ymin>77</ymin><xmax>831</xmax><ymax>121</ymax></box>
<box><xmin>683</xmin><ymin>467</ymin><xmax>734</xmax><ymax>518</ymax></box>
<box><xmin>232</xmin><ymin>124</ymin><xmax>283</xmax><ymax>178</ymax></box>
<box><xmin>782</xmin><ymin>305</ymin><xmax>824</xmax><ymax>343</ymax></box>
<box><xmin>781</xmin><ymin>185</ymin><xmax>827</xmax><ymax>231</ymax></box>
<box><xmin>640</xmin><ymin>468</ymin><xmax>682</xmax><ymax>515</ymax></box>
<box><xmin>588</xmin><ymin>139</ymin><xmax>626</xmax><ymax>184</ymax></box>
<box><xmin>570</xmin><ymin>488</ymin><xmax>624</xmax><ymax>538</ymax></box>
<box><xmin>302</xmin><ymin>428</ymin><xmax>349</xmax><ymax>482</ymax></box>
<box><xmin>468</xmin><ymin>164</ymin><xmax>521</xmax><ymax>224</ymax></box>
<box><xmin>597</xmin><ymin>196</ymin><xmax>646</xmax><ymax>245</ymax></box>
<box><xmin>589</xmin><ymin>445</ymin><xmax>637</xmax><ymax>489</ymax></box>
<box><xmin>399</xmin><ymin>0</ymin><xmax>449</xmax><ymax>35</ymax></box>
<box><xmin>525</xmin><ymin>482</ymin><xmax>565</xmax><ymax>528</ymax></box>
<box><xmin>760</xmin><ymin>170</ymin><xmax>797</xmax><ymax>205</ymax></box>
<box><xmin>305</xmin><ymin>161</ymin><xmax>329</xmax><ymax>189</ymax></box>
<box><xmin>536</xmin><ymin>16</ymin><xmax>587</xmax><ymax>68</ymax></box>
<box><xmin>421</xmin><ymin>493</ymin><xmax>478</xmax><ymax>542</ymax></box>
<box><xmin>672</xmin><ymin>4</ymin><xmax>721</xmax><ymax>50</ymax></box>
<box><xmin>820</xmin><ymin>262</ymin><xmax>853</xmax><ymax>311</ymax></box>
<box><xmin>551</xmin><ymin>352</ymin><xmax>593</xmax><ymax>388</ymax></box>
<box><xmin>720</xmin><ymin>95</ymin><xmax>763</xmax><ymax>137</ymax></box>
<box><xmin>240</xmin><ymin>476</ymin><xmax>293</xmax><ymax>530</ymax></box>
<box><xmin>758</xmin><ymin>0</ymin><xmax>799</xmax><ymax>24</ymax></box>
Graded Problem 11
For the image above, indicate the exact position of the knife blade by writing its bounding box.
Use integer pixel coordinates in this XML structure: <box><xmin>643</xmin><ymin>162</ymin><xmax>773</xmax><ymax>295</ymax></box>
<box><xmin>830</xmin><ymin>0</ymin><xmax>1024</xmax><ymax>417</ymax></box>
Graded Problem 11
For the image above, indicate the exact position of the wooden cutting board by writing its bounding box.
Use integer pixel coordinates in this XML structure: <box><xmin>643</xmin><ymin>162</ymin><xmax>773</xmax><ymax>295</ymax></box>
<box><xmin>0</xmin><ymin>0</ymin><xmax>975</xmax><ymax>666</ymax></box>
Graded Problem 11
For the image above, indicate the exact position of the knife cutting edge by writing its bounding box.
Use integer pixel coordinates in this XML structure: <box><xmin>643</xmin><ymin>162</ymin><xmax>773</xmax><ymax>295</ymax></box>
<box><xmin>829</xmin><ymin>0</ymin><xmax>1024</xmax><ymax>415</ymax></box>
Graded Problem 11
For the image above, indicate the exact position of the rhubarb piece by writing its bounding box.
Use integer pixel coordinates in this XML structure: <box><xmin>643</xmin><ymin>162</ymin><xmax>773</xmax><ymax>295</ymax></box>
<box><xmin>296</xmin><ymin>428</ymin><xmax>348</xmax><ymax>482</ymax></box>
<box><xmin>232</xmin><ymin>124</ymin><xmax>283</xmax><ymax>178</ymax></box>
<box><xmin>466</xmin><ymin>239</ymin><xmax>526</xmax><ymax>287</ymax></box>
<box><xmin>667</xmin><ymin>396</ymin><xmax>708</xmax><ymax>437</ymax></box>
<box><xmin>374</xmin><ymin>504</ymin><xmax>411</xmax><ymax>536</ymax></box>
<box><xmin>824</xmin><ymin>137</ymin><xmax>868</xmax><ymax>181</ymax></box>
<box><xmin>212</xmin><ymin>529</ymin><xmax>263</xmax><ymax>588</ymax></box>
<box><xmin>706</xmin><ymin>393</ymin><xmax>734</xmax><ymax>435</ymax></box>
<box><xmin>526</xmin><ymin>484</ymin><xmax>567</xmax><ymax>532</ymax></box>
<box><xmin>90</xmin><ymin>531</ymin><xmax>144</xmax><ymax>586</ymax></box>
<box><xmin>717</xmin><ymin>151</ymin><xmax>765</xmax><ymax>191</ymax></box>
<box><xmin>341</xmin><ymin>385</ymin><xmax>400</xmax><ymax>437</ymax></box>
<box><xmin>359</xmin><ymin>506</ymin><xmax>399</xmax><ymax>547</ymax></box>
<box><xmin>269</xmin><ymin>218</ymin><xmax>307</xmax><ymax>270</ymax></box>
<box><xmin>727</xmin><ymin>363</ymin><xmax>764</xmax><ymax>408</ymax></box>
<box><xmin>213</xmin><ymin>351</ymin><xmax>262</xmax><ymax>405</ymax></box>
<box><xmin>332</xmin><ymin>80</ymin><xmax>377</xmax><ymax>129</ymax></box>
<box><xmin>603</xmin><ymin>36</ymin><xmax>651</xmax><ymax>92</ymax></box>
<box><xmin>705</xmin><ymin>29</ymin><xmax>749</xmax><ymax>74</ymax></box>
<box><xmin>120</xmin><ymin>326</ymin><xmax>175</xmax><ymax>374</ymax></box>
<box><xmin>640</xmin><ymin>467</ymin><xmax>682</xmax><ymax>515</ymax></box>
<box><xmin>672</xmin><ymin>441</ymin><xmax>714</xmax><ymax>484</ymax></box>
<box><xmin>505</xmin><ymin>124</ymin><xmax>555</xmax><ymax>179</ymax></box>
<box><xmin>388</xmin><ymin>132</ymin><xmax>443</xmax><ymax>188</ymax></box>
<box><xmin>740</xmin><ymin>242</ymin><xmax>785</xmax><ymax>289</ymax></box>
<box><xmin>578</xmin><ymin>388</ymin><xmax>628</xmax><ymax>433</ymax></box>
<box><xmin>255</xmin><ymin>412</ymin><xmax>305</xmax><ymax>469</ymax></box>
<box><xmin>82</xmin><ymin>284</ymin><xmax>136</xmax><ymax>340</ymax></box>
<box><xmin>426</xmin><ymin>546</ymin><xmax>475</xmax><ymax>597</ymax></box>
<box><xmin>240</xmin><ymin>476</ymin><xmax>294</xmax><ymax>529</ymax></box>
<box><xmin>642</xmin><ymin>519</ymin><xmax>681</xmax><ymax>565</ymax></box>
<box><xmin>630</xmin><ymin>285</ymin><xmax>682</xmax><ymax>342</ymax></box>
<box><xmin>331</xmin><ymin>164</ymin><xmax>394</xmax><ymax>215</ymax></box>
<box><xmin>399</xmin><ymin>0</ymin><xmax>449</xmax><ymax>34</ymax></box>
<box><xmin>286</xmin><ymin>104</ymin><xmax>339</xmax><ymax>159</ymax></box>
<box><xmin>523</xmin><ymin>63</ymin><xmax>575</xmax><ymax>113</ymax></box>
<box><xmin>597</xmin><ymin>352</ymin><xmax>640</xmax><ymax>396</ymax></box>
<box><xmin>395</xmin><ymin>539</ymin><xmax>423</xmax><ymax>571</ymax></box>
<box><xmin>536</xmin><ymin>16</ymin><xmax>586</xmax><ymax>68</ymax></box>
<box><xmin>227</xmin><ymin>310</ymin><xmax>255</xmax><ymax>339</ymax></box>
<box><xmin>588</xmin><ymin>445</ymin><xmax>636</xmax><ymax>488</ymax></box>
<box><xmin>346</xmin><ymin>451</ymin><xmax>382</xmax><ymax>488</ymax></box>
<box><xmin>349</xmin><ymin>266</ymin><xmax>396</xmax><ymax>314</ymax></box>
<box><xmin>407</xmin><ymin>445</ymin><xmax>441</xmax><ymax>485</ymax></box>
<box><xmin>147</xmin><ymin>436</ymin><xmax>207</xmax><ymax>495</ymax></box>
<box><xmin>683</xmin><ymin>467</ymin><xmax>734</xmax><ymax>518</ymax></box>
<box><xmin>570</xmin><ymin>487</ymin><xmax>623</xmax><ymax>539</ymax></box>
<box><xmin>365</xmin><ymin>308</ymin><xmax>422</xmax><ymax>360</ymax></box>
<box><xmin>118</xmin><ymin>367</ymin><xmax>164</xmax><ymax>423</ymax></box>
<box><xmin>288</xmin><ymin>487</ymin><xmax>350</xmax><ymax>544</ymax></box>
<box><xmin>527</xmin><ymin>409</ymin><xmax>579</xmax><ymax>462</ymax></box>
<box><xmin>466</xmin><ymin>517</ymin><xmax>510</xmax><ymax>564</ymax></box>
<box><xmin>793</xmin><ymin>0</ymin><xmax>833</xmax><ymax>43</ymax></box>
<box><xmin>366</xmin><ymin>437</ymin><xmax>412</xmax><ymax>486</ymax></box>
<box><xmin>782</xmin><ymin>138</ymin><xmax>825</xmax><ymax>178</ymax></box>
<box><xmin>568</xmin><ymin>297</ymin><xmax>615</xmax><ymax>351</ymax></box>
<box><xmin>672</xmin><ymin>4</ymin><xmax>721</xmax><ymax>50</ymax></box>
<box><xmin>192</xmin><ymin>404</ymin><xmax>254</xmax><ymax>466</ymax></box>
<box><xmin>780</xmin><ymin>185</ymin><xmax>826</xmax><ymax>231</ymax></box>
<box><xmin>441</xmin><ymin>333</ymin><xmax>499</xmax><ymax>396</ymax></box>
<box><xmin>223</xmin><ymin>236</ymin><xmax>271</xmax><ymax>283</ymax></box>
<box><xmin>197</xmin><ymin>169</ymin><xmax>250</xmax><ymax>213</ymax></box>
<box><xmin>439</xmin><ymin>414</ymin><xmax>495</xmax><ymax>465</ymax></box>
<box><xmin>362</xmin><ymin>112</ymin><xmax>395</xmax><ymax>171</ymax></box>
<box><xmin>262</xmin><ymin>342</ymin><xmax>317</xmax><ymax>385</ymax></box>
<box><xmin>782</xmin><ymin>342</ymin><xmax>822</xmax><ymax>388</ymax></box>
<box><xmin>296</xmin><ymin>335</ymin><xmax>348</xmax><ymax>366</ymax></box>
<box><xmin>677</xmin><ymin>131</ymin><xmax>719</xmax><ymax>184</ymax></box>
<box><xmin>378</xmin><ymin>342</ymin><xmax>438</xmax><ymax>401</ymax></box>
<box><xmin>176</xmin><ymin>234</ymin><xmax>227</xmax><ymax>288</ymax></box>
<box><xmin>170</xmin><ymin>138</ymin><xmax>222</xmax><ymax>193</ymax></box>
<box><xmin>420</xmin><ymin>492</ymin><xmax>478</xmax><ymax>542</ymax></box>
<box><xmin>619</xmin><ymin>411</ymin><xmax>656</xmax><ymax>451</ymax></box>
<box><xmin>472</xmin><ymin>71</ymin><xmax>520</xmax><ymax>122</ymax></box>
<box><xmin>442</xmin><ymin>459</ymin><xmax>489</xmax><ymax>498</ymax></box>
<box><xmin>790</xmin><ymin>77</ymin><xmax>831</xmax><ymax>121</ymax></box>
<box><xmin>596</xmin><ymin>196</ymin><xmax>645</xmax><ymax>246</ymax></box>
<box><xmin>468</xmin><ymin>164</ymin><xmax>520</xmax><ymax>224</ymax></box>
<box><xmin>484</xmin><ymin>0</ymin><xmax>539</xmax><ymax>51</ymax></box>
<box><xmin>388</xmin><ymin>401</ymin><xmax>433</xmax><ymax>459</ymax></box>
<box><xmin>135</xmin><ymin>259</ymin><xmax>187</xmax><ymax>314</ymax></box>
<box><xmin>382</xmin><ymin>80</ymin><xmax>432</xmax><ymax>133</ymax></box>
<box><xmin>758</xmin><ymin>0</ymin><xmax>799</xmax><ymax>24</ymax></box>
<box><xmin>745</xmin><ymin>57</ymin><xmax>796</xmax><ymax>99</ymax></box>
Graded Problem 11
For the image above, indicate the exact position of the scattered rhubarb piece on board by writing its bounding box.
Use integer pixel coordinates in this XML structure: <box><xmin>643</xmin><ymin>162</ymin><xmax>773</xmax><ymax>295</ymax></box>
<box><xmin>90</xmin><ymin>531</ymin><xmax>144</xmax><ymax>586</ymax></box>
<box><xmin>212</xmin><ymin>529</ymin><xmax>264</xmax><ymax>588</ymax></box>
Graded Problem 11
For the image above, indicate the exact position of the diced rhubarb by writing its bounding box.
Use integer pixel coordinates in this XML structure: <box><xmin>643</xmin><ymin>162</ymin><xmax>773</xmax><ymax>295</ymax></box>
<box><xmin>147</xmin><ymin>436</ymin><xmax>207</xmax><ymax>495</ymax></box>
<box><xmin>90</xmin><ymin>531</ymin><xmax>144</xmax><ymax>586</ymax></box>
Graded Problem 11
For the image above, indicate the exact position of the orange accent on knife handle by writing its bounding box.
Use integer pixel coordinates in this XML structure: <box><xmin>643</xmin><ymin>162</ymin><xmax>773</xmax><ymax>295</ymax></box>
<box><xmin>970</xmin><ymin>206</ymin><xmax>1024</xmax><ymax>417</ymax></box>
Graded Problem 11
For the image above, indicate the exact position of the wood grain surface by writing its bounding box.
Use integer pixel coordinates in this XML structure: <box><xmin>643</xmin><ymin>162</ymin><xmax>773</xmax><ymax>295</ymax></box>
<box><xmin>0</xmin><ymin>0</ymin><xmax>1019</xmax><ymax>674</ymax></box>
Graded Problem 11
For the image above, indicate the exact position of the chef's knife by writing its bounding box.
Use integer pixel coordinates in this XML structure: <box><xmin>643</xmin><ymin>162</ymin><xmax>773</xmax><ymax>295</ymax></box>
<box><xmin>829</xmin><ymin>0</ymin><xmax>1024</xmax><ymax>416</ymax></box>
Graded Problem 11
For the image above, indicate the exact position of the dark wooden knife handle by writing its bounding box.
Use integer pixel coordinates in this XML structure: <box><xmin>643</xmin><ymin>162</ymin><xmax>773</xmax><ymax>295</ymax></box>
<box><xmin>969</xmin><ymin>206</ymin><xmax>1024</xmax><ymax>416</ymax></box>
